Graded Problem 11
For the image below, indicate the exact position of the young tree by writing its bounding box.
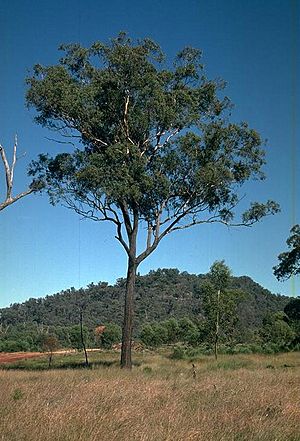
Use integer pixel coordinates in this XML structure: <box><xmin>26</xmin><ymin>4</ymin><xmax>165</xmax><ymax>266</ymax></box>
<box><xmin>273</xmin><ymin>224</ymin><xmax>300</xmax><ymax>280</ymax></box>
<box><xmin>75</xmin><ymin>291</ymin><xmax>90</xmax><ymax>367</ymax></box>
<box><xmin>26</xmin><ymin>34</ymin><xmax>279</xmax><ymax>368</ymax></box>
<box><xmin>205</xmin><ymin>261</ymin><xmax>231</xmax><ymax>359</ymax></box>
<box><xmin>0</xmin><ymin>136</ymin><xmax>36</xmax><ymax>211</ymax></box>
<box><xmin>42</xmin><ymin>335</ymin><xmax>59</xmax><ymax>368</ymax></box>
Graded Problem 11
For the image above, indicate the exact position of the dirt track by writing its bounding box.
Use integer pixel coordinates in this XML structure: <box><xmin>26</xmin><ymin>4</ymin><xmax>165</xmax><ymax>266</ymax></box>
<box><xmin>0</xmin><ymin>352</ymin><xmax>44</xmax><ymax>364</ymax></box>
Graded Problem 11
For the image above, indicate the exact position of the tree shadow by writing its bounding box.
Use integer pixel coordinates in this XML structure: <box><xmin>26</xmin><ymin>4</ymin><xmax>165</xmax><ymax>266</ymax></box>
<box><xmin>0</xmin><ymin>359</ymin><xmax>142</xmax><ymax>371</ymax></box>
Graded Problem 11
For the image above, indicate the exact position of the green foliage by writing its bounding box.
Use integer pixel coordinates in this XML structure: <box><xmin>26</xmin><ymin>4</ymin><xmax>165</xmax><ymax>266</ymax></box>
<box><xmin>260</xmin><ymin>312</ymin><xmax>295</xmax><ymax>349</ymax></box>
<box><xmin>161</xmin><ymin>318</ymin><xmax>180</xmax><ymax>343</ymax></box>
<box><xmin>208</xmin><ymin>260</ymin><xmax>231</xmax><ymax>290</ymax></box>
<box><xmin>0</xmin><ymin>269</ymin><xmax>290</xmax><ymax>351</ymax></box>
<box><xmin>68</xmin><ymin>325</ymin><xmax>89</xmax><ymax>350</ymax></box>
<box><xmin>0</xmin><ymin>339</ymin><xmax>31</xmax><ymax>352</ymax></box>
<box><xmin>201</xmin><ymin>283</ymin><xmax>243</xmax><ymax>344</ymax></box>
<box><xmin>26</xmin><ymin>34</ymin><xmax>278</xmax><ymax>266</ymax></box>
<box><xmin>170</xmin><ymin>345</ymin><xmax>187</xmax><ymax>360</ymax></box>
<box><xmin>202</xmin><ymin>260</ymin><xmax>241</xmax><ymax>357</ymax></box>
<box><xmin>177</xmin><ymin>317</ymin><xmax>200</xmax><ymax>345</ymax></box>
<box><xmin>274</xmin><ymin>225</ymin><xmax>300</xmax><ymax>280</ymax></box>
<box><xmin>284</xmin><ymin>297</ymin><xmax>300</xmax><ymax>321</ymax></box>
<box><xmin>12</xmin><ymin>388</ymin><xmax>25</xmax><ymax>401</ymax></box>
<box><xmin>140</xmin><ymin>323</ymin><xmax>168</xmax><ymax>347</ymax></box>
<box><xmin>140</xmin><ymin>317</ymin><xmax>202</xmax><ymax>348</ymax></box>
<box><xmin>100</xmin><ymin>324</ymin><xmax>121</xmax><ymax>349</ymax></box>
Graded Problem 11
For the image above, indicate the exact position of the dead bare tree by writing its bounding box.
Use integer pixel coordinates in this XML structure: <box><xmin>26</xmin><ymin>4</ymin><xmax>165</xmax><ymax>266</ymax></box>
<box><xmin>0</xmin><ymin>135</ymin><xmax>34</xmax><ymax>211</ymax></box>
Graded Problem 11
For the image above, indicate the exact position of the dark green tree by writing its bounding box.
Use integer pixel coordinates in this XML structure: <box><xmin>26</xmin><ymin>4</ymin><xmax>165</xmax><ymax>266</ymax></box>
<box><xmin>100</xmin><ymin>323</ymin><xmax>122</xmax><ymax>349</ymax></box>
<box><xmin>140</xmin><ymin>322</ymin><xmax>168</xmax><ymax>347</ymax></box>
<box><xmin>260</xmin><ymin>312</ymin><xmax>295</xmax><ymax>349</ymax></box>
<box><xmin>284</xmin><ymin>297</ymin><xmax>300</xmax><ymax>322</ymax></box>
<box><xmin>273</xmin><ymin>225</ymin><xmax>300</xmax><ymax>280</ymax></box>
<box><xmin>68</xmin><ymin>324</ymin><xmax>89</xmax><ymax>352</ymax></box>
<box><xmin>177</xmin><ymin>317</ymin><xmax>200</xmax><ymax>345</ymax></box>
<box><xmin>284</xmin><ymin>298</ymin><xmax>300</xmax><ymax>345</ymax></box>
<box><xmin>26</xmin><ymin>34</ymin><xmax>279</xmax><ymax>368</ymax></box>
<box><xmin>162</xmin><ymin>318</ymin><xmax>180</xmax><ymax>343</ymax></box>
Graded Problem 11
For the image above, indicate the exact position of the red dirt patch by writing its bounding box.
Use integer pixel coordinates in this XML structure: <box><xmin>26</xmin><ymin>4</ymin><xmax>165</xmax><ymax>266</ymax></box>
<box><xmin>0</xmin><ymin>352</ymin><xmax>44</xmax><ymax>364</ymax></box>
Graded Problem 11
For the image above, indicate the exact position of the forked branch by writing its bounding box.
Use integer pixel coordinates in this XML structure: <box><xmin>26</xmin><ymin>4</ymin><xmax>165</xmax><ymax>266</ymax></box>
<box><xmin>0</xmin><ymin>136</ymin><xmax>34</xmax><ymax>211</ymax></box>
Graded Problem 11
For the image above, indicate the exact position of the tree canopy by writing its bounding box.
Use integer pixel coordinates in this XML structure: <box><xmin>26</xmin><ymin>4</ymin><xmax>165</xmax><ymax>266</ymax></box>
<box><xmin>274</xmin><ymin>224</ymin><xmax>300</xmax><ymax>281</ymax></box>
<box><xmin>27</xmin><ymin>34</ymin><xmax>278</xmax><ymax>245</ymax></box>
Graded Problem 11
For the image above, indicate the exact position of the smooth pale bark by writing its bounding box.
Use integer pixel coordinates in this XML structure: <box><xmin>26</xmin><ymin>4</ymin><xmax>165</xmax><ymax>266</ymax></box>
<box><xmin>0</xmin><ymin>139</ymin><xmax>34</xmax><ymax>211</ymax></box>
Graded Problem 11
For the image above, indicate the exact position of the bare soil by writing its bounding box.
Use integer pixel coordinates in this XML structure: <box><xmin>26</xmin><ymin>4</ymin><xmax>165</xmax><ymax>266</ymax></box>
<box><xmin>0</xmin><ymin>352</ymin><xmax>44</xmax><ymax>364</ymax></box>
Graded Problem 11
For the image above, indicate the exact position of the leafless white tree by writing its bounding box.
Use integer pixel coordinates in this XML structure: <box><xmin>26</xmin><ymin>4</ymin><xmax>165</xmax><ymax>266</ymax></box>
<box><xmin>0</xmin><ymin>135</ymin><xmax>34</xmax><ymax>211</ymax></box>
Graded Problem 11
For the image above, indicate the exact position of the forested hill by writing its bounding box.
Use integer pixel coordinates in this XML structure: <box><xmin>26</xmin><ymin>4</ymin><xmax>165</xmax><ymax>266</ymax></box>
<box><xmin>0</xmin><ymin>269</ymin><xmax>289</xmax><ymax>334</ymax></box>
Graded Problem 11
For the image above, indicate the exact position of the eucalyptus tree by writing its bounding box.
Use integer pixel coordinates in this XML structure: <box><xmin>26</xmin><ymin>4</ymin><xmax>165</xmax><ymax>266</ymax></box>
<box><xmin>0</xmin><ymin>136</ymin><xmax>36</xmax><ymax>211</ymax></box>
<box><xmin>26</xmin><ymin>34</ymin><xmax>279</xmax><ymax>368</ymax></box>
<box><xmin>273</xmin><ymin>224</ymin><xmax>300</xmax><ymax>280</ymax></box>
<box><xmin>204</xmin><ymin>261</ymin><xmax>234</xmax><ymax>359</ymax></box>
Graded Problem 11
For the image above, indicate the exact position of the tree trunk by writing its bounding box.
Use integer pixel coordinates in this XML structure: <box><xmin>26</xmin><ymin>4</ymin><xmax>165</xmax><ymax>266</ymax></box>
<box><xmin>214</xmin><ymin>289</ymin><xmax>220</xmax><ymax>360</ymax></box>
<box><xmin>48</xmin><ymin>351</ymin><xmax>53</xmax><ymax>369</ymax></box>
<box><xmin>121</xmin><ymin>257</ymin><xmax>137</xmax><ymax>369</ymax></box>
<box><xmin>80</xmin><ymin>310</ymin><xmax>89</xmax><ymax>367</ymax></box>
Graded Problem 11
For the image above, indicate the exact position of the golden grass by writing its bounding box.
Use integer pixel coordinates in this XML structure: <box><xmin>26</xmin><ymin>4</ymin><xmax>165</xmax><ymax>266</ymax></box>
<box><xmin>0</xmin><ymin>352</ymin><xmax>299</xmax><ymax>441</ymax></box>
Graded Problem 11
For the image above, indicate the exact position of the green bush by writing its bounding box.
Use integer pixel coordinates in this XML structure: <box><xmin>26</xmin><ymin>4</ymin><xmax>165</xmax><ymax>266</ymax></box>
<box><xmin>0</xmin><ymin>340</ymin><xmax>31</xmax><ymax>352</ymax></box>
<box><xmin>100</xmin><ymin>323</ymin><xmax>121</xmax><ymax>349</ymax></box>
<box><xmin>178</xmin><ymin>318</ymin><xmax>200</xmax><ymax>344</ymax></box>
<box><xmin>161</xmin><ymin>318</ymin><xmax>180</xmax><ymax>343</ymax></box>
<box><xmin>140</xmin><ymin>323</ymin><xmax>168</xmax><ymax>347</ymax></box>
<box><xmin>170</xmin><ymin>345</ymin><xmax>187</xmax><ymax>360</ymax></box>
<box><xmin>68</xmin><ymin>325</ymin><xmax>89</xmax><ymax>350</ymax></box>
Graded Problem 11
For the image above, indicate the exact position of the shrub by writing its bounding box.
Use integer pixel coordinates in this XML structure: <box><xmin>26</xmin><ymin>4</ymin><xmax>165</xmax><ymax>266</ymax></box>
<box><xmin>100</xmin><ymin>324</ymin><xmax>121</xmax><ymax>349</ymax></box>
<box><xmin>170</xmin><ymin>345</ymin><xmax>187</xmax><ymax>360</ymax></box>
<box><xmin>0</xmin><ymin>340</ymin><xmax>30</xmax><ymax>352</ymax></box>
<box><xmin>140</xmin><ymin>323</ymin><xmax>168</xmax><ymax>347</ymax></box>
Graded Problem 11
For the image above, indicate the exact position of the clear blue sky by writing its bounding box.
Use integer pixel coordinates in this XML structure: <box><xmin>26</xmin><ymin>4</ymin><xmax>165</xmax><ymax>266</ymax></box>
<box><xmin>0</xmin><ymin>0</ymin><xmax>299</xmax><ymax>308</ymax></box>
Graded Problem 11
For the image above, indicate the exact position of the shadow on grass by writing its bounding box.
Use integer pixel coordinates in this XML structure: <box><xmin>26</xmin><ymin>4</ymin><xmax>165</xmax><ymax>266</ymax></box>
<box><xmin>1</xmin><ymin>360</ymin><xmax>117</xmax><ymax>371</ymax></box>
<box><xmin>0</xmin><ymin>359</ymin><xmax>142</xmax><ymax>371</ymax></box>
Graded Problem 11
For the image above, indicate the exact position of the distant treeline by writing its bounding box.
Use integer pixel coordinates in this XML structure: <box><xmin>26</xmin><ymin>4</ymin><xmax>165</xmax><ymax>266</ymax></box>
<box><xmin>1</xmin><ymin>268</ymin><xmax>298</xmax><ymax>354</ymax></box>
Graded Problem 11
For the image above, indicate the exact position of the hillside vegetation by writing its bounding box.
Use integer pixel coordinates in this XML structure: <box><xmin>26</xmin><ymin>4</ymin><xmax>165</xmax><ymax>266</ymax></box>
<box><xmin>1</xmin><ymin>269</ymin><xmax>295</xmax><ymax>354</ymax></box>
<box><xmin>1</xmin><ymin>269</ymin><xmax>288</xmax><ymax>329</ymax></box>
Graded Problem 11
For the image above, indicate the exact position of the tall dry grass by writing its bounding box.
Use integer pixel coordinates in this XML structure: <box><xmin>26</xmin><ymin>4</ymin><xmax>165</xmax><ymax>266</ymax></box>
<box><xmin>0</xmin><ymin>352</ymin><xmax>299</xmax><ymax>441</ymax></box>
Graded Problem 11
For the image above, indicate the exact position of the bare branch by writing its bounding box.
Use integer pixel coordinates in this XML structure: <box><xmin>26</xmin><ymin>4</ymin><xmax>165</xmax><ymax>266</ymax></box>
<box><xmin>10</xmin><ymin>135</ymin><xmax>18</xmax><ymax>190</ymax></box>
<box><xmin>0</xmin><ymin>137</ymin><xmax>34</xmax><ymax>211</ymax></box>
<box><xmin>146</xmin><ymin>223</ymin><xmax>152</xmax><ymax>249</ymax></box>
<box><xmin>141</xmin><ymin>127</ymin><xmax>180</xmax><ymax>158</ymax></box>
<box><xmin>0</xmin><ymin>188</ymin><xmax>34</xmax><ymax>212</ymax></box>
<box><xmin>123</xmin><ymin>94</ymin><xmax>135</xmax><ymax>149</ymax></box>
<box><xmin>45</xmin><ymin>137</ymin><xmax>77</xmax><ymax>147</ymax></box>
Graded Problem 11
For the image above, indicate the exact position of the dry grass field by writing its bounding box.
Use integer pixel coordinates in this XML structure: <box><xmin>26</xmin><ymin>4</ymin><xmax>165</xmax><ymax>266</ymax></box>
<box><xmin>0</xmin><ymin>351</ymin><xmax>299</xmax><ymax>441</ymax></box>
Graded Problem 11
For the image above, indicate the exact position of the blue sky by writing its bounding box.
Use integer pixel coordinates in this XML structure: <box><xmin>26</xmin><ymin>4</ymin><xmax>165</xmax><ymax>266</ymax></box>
<box><xmin>0</xmin><ymin>0</ymin><xmax>299</xmax><ymax>308</ymax></box>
